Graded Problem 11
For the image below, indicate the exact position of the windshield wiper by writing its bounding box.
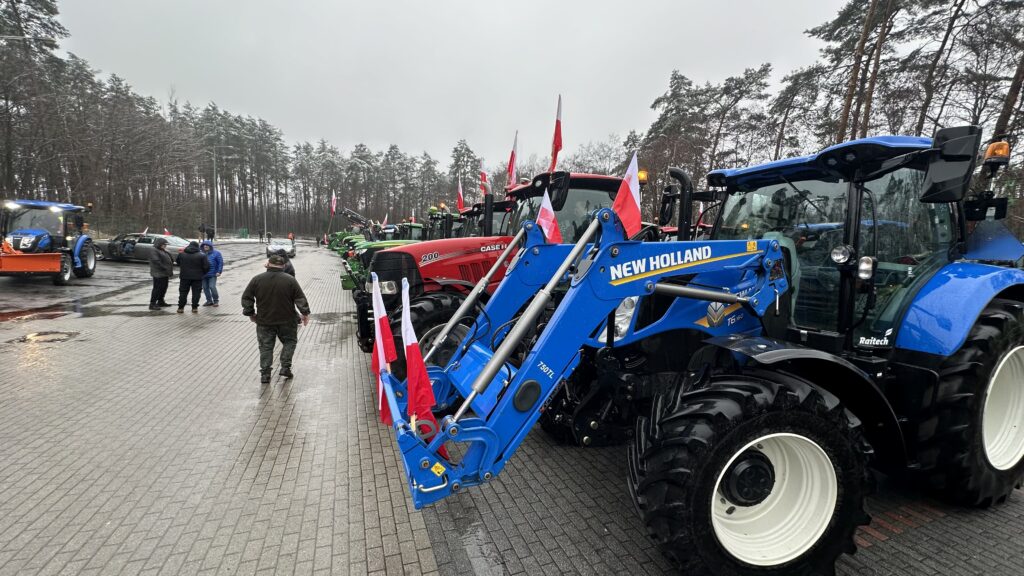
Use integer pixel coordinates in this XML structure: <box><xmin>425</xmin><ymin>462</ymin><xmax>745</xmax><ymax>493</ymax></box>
<box><xmin>780</xmin><ymin>176</ymin><xmax>826</xmax><ymax>217</ymax></box>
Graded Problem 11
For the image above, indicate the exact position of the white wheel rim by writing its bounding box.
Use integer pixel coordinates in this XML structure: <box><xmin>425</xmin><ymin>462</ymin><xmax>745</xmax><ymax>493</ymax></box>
<box><xmin>711</xmin><ymin>432</ymin><xmax>838</xmax><ymax>567</ymax></box>
<box><xmin>86</xmin><ymin>248</ymin><xmax>95</xmax><ymax>269</ymax></box>
<box><xmin>983</xmin><ymin>346</ymin><xmax>1024</xmax><ymax>470</ymax></box>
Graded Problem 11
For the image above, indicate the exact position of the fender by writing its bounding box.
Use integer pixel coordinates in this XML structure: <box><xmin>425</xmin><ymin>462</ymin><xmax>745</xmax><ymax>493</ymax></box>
<box><xmin>704</xmin><ymin>335</ymin><xmax>908</xmax><ymax>470</ymax></box>
<box><xmin>72</xmin><ymin>235</ymin><xmax>91</xmax><ymax>268</ymax></box>
<box><xmin>895</xmin><ymin>262</ymin><xmax>1024</xmax><ymax>357</ymax></box>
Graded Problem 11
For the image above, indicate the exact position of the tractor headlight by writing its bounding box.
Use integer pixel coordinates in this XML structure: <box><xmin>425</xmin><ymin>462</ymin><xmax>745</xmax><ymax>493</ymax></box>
<box><xmin>366</xmin><ymin>280</ymin><xmax>398</xmax><ymax>294</ymax></box>
<box><xmin>857</xmin><ymin>256</ymin><xmax>877</xmax><ymax>280</ymax></box>
<box><xmin>830</xmin><ymin>244</ymin><xmax>854</xmax><ymax>264</ymax></box>
<box><xmin>605</xmin><ymin>296</ymin><xmax>639</xmax><ymax>342</ymax></box>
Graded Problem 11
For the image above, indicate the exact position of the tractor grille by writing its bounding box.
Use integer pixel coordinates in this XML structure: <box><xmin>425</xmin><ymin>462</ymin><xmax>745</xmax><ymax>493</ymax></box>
<box><xmin>457</xmin><ymin>263</ymin><xmax>484</xmax><ymax>282</ymax></box>
<box><xmin>369</xmin><ymin>251</ymin><xmax>422</xmax><ymax>305</ymax></box>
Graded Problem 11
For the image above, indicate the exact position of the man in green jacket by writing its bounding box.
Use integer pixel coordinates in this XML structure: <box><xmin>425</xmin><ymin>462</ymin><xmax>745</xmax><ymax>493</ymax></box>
<box><xmin>241</xmin><ymin>255</ymin><xmax>311</xmax><ymax>383</ymax></box>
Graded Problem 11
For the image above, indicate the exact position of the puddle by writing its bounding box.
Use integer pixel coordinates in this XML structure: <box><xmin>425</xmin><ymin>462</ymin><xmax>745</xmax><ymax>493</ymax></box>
<box><xmin>8</xmin><ymin>331</ymin><xmax>79</xmax><ymax>344</ymax></box>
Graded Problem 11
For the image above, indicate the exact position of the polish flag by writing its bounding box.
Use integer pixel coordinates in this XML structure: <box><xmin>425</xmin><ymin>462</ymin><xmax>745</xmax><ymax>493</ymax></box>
<box><xmin>612</xmin><ymin>151</ymin><xmax>642</xmax><ymax>237</ymax></box>
<box><xmin>401</xmin><ymin>278</ymin><xmax>447</xmax><ymax>456</ymax></box>
<box><xmin>506</xmin><ymin>131</ymin><xmax>518</xmax><ymax>188</ymax></box>
<box><xmin>163</xmin><ymin>228</ymin><xmax>171</xmax><ymax>235</ymax></box>
<box><xmin>331</xmin><ymin>192</ymin><xmax>337</xmax><ymax>215</ymax></box>
<box><xmin>479</xmin><ymin>160</ymin><xmax>488</xmax><ymax>195</ymax></box>
<box><xmin>536</xmin><ymin>189</ymin><xmax>562</xmax><ymax>243</ymax></box>
<box><xmin>141</xmin><ymin>227</ymin><xmax>149</xmax><ymax>235</ymax></box>
<box><xmin>371</xmin><ymin>272</ymin><xmax>398</xmax><ymax>425</ymax></box>
<box><xmin>382</xmin><ymin>212</ymin><xmax>389</xmax><ymax>226</ymax></box>
<box><xmin>547</xmin><ymin>95</ymin><xmax>562</xmax><ymax>173</ymax></box>
<box><xmin>456</xmin><ymin>177</ymin><xmax>465</xmax><ymax>211</ymax></box>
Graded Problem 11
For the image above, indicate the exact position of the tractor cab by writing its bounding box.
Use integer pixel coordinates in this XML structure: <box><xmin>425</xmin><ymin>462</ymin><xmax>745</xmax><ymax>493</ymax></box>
<box><xmin>700</xmin><ymin>127</ymin><xmax>984</xmax><ymax>355</ymax></box>
<box><xmin>2</xmin><ymin>200</ymin><xmax>87</xmax><ymax>253</ymax></box>
<box><xmin>396</xmin><ymin>222</ymin><xmax>424</xmax><ymax>241</ymax></box>
<box><xmin>506</xmin><ymin>172</ymin><xmax>623</xmax><ymax>242</ymax></box>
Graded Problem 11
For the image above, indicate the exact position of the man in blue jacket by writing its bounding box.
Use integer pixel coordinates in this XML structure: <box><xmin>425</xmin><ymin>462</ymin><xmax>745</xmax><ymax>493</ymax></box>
<box><xmin>201</xmin><ymin>240</ymin><xmax>224</xmax><ymax>307</ymax></box>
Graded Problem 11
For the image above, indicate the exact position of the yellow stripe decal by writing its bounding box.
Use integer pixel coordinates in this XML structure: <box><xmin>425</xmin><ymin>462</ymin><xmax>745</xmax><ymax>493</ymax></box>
<box><xmin>609</xmin><ymin>250</ymin><xmax>763</xmax><ymax>286</ymax></box>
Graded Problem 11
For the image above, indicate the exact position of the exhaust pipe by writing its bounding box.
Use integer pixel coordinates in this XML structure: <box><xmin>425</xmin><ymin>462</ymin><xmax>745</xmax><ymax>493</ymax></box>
<box><xmin>453</xmin><ymin>215</ymin><xmax>603</xmax><ymax>421</ymax></box>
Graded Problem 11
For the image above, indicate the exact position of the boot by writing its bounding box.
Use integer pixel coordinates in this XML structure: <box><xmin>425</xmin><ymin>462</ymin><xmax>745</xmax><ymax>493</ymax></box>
<box><xmin>149</xmin><ymin>304</ymin><xmax>161</xmax><ymax>311</ymax></box>
<box><xmin>176</xmin><ymin>307</ymin><xmax>184</xmax><ymax>314</ymax></box>
<box><xmin>280</xmin><ymin>367</ymin><xmax>294</xmax><ymax>379</ymax></box>
<box><xmin>157</xmin><ymin>301</ymin><xmax>171</xmax><ymax>307</ymax></box>
<box><xmin>191</xmin><ymin>307</ymin><xmax>198</xmax><ymax>314</ymax></box>
<box><xmin>260</xmin><ymin>373</ymin><xmax>271</xmax><ymax>384</ymax></box>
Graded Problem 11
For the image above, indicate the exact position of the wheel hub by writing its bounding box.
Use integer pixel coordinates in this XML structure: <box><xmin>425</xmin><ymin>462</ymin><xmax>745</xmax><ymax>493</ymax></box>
<box><xmin>983</xmin><ymin>345</ymin><xmax>1024</xmax><ymax>470</ymax></box>
<box><xmin>723</xmin><ymin>450</ymin><xmax>775</xmax><ymax>506</ymax></box>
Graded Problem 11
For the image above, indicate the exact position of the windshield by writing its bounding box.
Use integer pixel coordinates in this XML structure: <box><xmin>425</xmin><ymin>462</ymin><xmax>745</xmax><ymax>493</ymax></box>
<box><xmin>715</xmin><ymin>167</ymin><xmax>951</xmax><ymax>340</ymax></box>
<box><xmin>9</xmin><ymin>208</ymin><xmax>64</xmax><ymax>235</ymax></box>
<box><xmin>509</xmin><ymin>187</ymin><xmax>615</xmax><ymax>243</ymax></box>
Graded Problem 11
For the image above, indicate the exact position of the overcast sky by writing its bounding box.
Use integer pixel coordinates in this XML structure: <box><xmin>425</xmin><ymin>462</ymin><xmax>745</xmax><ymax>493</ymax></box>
<box><xmin>59</xmin><ymin>0</ymin><xmax>845</xmax><ymax>165</ymax></box>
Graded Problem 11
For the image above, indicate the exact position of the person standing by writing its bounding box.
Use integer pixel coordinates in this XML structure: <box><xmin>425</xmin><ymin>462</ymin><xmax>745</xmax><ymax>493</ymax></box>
<box><xmin>258</xmin><ymin>230</ymin><xmax>265</xmax><ymax>243</ymax></box>
<box><xmin>175</xmin><ymin>240</ymin><xmax>210</xmax><ymax>313</ymax></box>
<box><xmin>201</xmin><ymin>241</ymin><xmax>224</xmax><ymax>307</ymax></box>
<box><xmin>273</xmin><ymin>248</ymin><xmax>296</xmax><ymax>277</ymax></box>
<box><xmin>241</xmin><ymin>255</ymin><xmax>310</xmax><ymax>383</ymax></box>
<box><xmin>148</xmin><ymin>237</ymin><xmax>174</xmax><ymax>310</ymax></box>
<box><xmin>266</xmin><ymin>231</ymin><xmax>273</xmax><ymax>244</ymax></box>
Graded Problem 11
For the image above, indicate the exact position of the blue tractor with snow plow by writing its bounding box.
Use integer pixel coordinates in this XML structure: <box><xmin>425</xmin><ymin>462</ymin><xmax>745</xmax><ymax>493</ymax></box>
<box><xmin>1</xmin><ymin>200</ymin><xmax>97</xmax><ymax>285</ymax></box>
<box><xmin>376</xmin><ymin>125</ymin><xmax>1024</xmax><ymax>575</ymax></box>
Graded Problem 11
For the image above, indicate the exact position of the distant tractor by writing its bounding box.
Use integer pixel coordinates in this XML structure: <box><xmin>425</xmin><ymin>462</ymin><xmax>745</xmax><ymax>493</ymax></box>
<box><xmin>375</xmin><ymin>126</ymin><xmax>1024</xmax><ymax>575</ymax></box>
<box><xmin>0</xmin><ymin>199</ymin><xmax>97</xmax><ymax>285</ymax></box>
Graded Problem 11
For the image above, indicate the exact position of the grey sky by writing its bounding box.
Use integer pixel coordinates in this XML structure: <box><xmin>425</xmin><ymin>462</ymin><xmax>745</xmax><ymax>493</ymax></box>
<box><xmin>59</xmin><ymin>0</ymin><xmax>845</xmax><ymax>166</ymax></box>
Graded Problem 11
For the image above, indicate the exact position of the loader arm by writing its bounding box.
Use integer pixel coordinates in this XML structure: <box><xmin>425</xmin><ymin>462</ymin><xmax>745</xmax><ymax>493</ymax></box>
<box><xmin>379</xmin><ymin>208</ymin><xmax>788</xmax><ymax>508</ymax></box>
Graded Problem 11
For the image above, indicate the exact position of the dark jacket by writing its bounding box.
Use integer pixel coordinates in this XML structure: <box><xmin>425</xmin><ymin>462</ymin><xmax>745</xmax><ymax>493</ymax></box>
<box><xmin>241</xmin><ymin>268</ymin><xmax>310</xmax><ymax>325</ymax></box>
<box><xmin>175</xmin><ymin>241</ymin><xmax>210</xmax><ymax>280</ymax></box>
<box><xmin>149</xmin><ymin>238</ymin><xmax>174</xmax><ymax>278</ymax></box>
<box><xmin>200</xmin><ymin>241</ymin><xmax>224</xmax><ymax>278</ymax></box>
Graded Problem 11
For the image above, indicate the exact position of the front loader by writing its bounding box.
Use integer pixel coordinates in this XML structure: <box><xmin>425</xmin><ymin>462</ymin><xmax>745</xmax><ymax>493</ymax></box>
<box><xmin>377</xmin><ymin>126</ymin><xmax>1024</xmax><ymax>575</ymax></box>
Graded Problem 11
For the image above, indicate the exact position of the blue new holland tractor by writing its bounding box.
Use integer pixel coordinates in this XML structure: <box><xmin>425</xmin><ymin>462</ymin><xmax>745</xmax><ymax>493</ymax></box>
<box><xmin>376</xmin><ymin>125</ymin><xmax>1024</xmax><ymax>575</ymax></box>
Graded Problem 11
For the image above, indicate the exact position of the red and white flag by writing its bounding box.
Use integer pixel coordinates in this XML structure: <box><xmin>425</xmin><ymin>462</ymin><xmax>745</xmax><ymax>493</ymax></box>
<box><xmin>456</xmin><ymin>177</ymin><xmax>465</xmax><ymax>211</ymax></box>
<box><xmin>371</xmin><ymin>273</ymin><xmax>398</xmax><ymax>425</ymax></box>
<box><xmin>548</xmin><ymin>95</ymin><xmax>562</xmax><ymax>173</ymax></box>
<box><xmin>331</xmin><ymin>192</ymin><xmax>337</xmax><ymax>215</ymax></box>
<box><xmin>141</xmin><ymin>227</ymin><xmax>149</xmax><ymax>235</ymax></box>
<box><xmin>536</xmin><ymin>189</ymin><xmax>562</xmax><ymax>243</ymax></box>
<box><xmin>478</xmin><ymin>160</ymin><xmax>488</xmax><ymax>195</ymax></box>
<box><xmin>382</xmin><ymin>212</ymin><xmax>389</xmax><ymax>226</ymax></box>
<box><xmin>163</xmin><ymin>228</ymin><xmax>171</xmax><ymax>235</ymax></box>
<box><xmin>506</xmin><ymin>131</ymin><xmax>518</xmax><ymax>188</ymax></box>
<box><xmin>401</xmin><ymin>278</ymin><xmax>446</xmax><ymax>456</ymax></box>
<box><xmin>612</xmin><ymin>151</ymin><xmax>642</xmax><ymax>237</ymax></box>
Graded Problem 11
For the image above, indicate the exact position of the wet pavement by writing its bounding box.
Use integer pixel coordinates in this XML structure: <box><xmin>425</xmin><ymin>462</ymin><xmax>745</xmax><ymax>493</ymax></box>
<box><xmin>0</xmin><ymin>246</ymin><xmax>1022</xmax><ymax>576</ymax></box>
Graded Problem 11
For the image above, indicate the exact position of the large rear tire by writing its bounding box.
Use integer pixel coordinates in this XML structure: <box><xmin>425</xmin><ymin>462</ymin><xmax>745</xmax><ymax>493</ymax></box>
<box><xmin>915</xmin><ymin>298</ymin><xmax>1024</xmax><ymax>507</ymax></box>
<box><xmin>628</xmin><ymin>369</ymin><xmax>871</xmax><ymax>575</ymax></box>
<box><xmin>388</xmin><ymin>292</ymin><xmax>468</xmax><ymax>381</ymax></box>
<box><xmin>73</xmin><ymin>240</ymin><xmax>97</xmax><ymax>278</ymax></box>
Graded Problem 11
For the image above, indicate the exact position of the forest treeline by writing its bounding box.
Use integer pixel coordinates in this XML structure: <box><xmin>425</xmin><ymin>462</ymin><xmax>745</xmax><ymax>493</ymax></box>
<box><xmin>1</xmin><ymin>0</ymin><xmax>1023</xmax><ymax>236</ymax></box>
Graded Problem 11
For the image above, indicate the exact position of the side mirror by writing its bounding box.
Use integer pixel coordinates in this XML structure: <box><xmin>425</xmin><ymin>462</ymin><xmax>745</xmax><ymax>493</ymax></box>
<box><xmin>547</xmin><ymin>171</ymin><xmax>572</xmax><ymax>210</ymax></box>
<box><xmin>920</xmin><ymin>125</ymin><xmax>983</xmax><ymax>203</ymax></box>
<box><xmin>658</xmin><ymin>186</ymin><xmax>678</xmax><ymax>226</ymax></box>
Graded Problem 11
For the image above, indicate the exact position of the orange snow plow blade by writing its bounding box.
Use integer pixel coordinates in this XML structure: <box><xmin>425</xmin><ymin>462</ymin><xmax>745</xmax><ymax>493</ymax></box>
<box><xmin>0</xmin><ymin>253</ymin><xmax>62</xmax><ymax>273</ymax></box>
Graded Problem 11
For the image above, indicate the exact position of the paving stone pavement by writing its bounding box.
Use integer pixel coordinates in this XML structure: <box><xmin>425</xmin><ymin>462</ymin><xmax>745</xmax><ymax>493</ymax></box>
<box><xmin>0</xmin><ymin>247</ymin><xmax>1022</xmax><ymax>576</ymax></box>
